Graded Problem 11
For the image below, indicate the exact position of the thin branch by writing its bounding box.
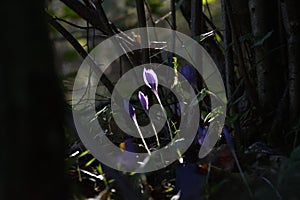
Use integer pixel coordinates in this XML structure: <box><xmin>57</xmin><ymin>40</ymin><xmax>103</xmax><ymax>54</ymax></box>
<box><xmin>53</xmin><ymin>16</ymin><xmax>97</xmax><ymax>30</ymax></box>
<box><xmin>205</xmin><ymin>0</ymin><xmax>213</xmax><ymax>21</ymax></box>
<box><xmin>136</xmin><ymin>0</ymin><xmax>147</xmax><ymax>28</ymax></box>
<box><xmin>47</xmin><ymin>13</ymin><xmax>114</xmax><ymax>93</ymax></box>
<box><xmin>94</xmin><ymin>0</ymin><xmax>115</xmax><ymax>36</ymax></box>
<box><xmin>60</xmin><ymin>0</ymin><xmax>111</xmax><ymax>35</ymax></box>
<box><xmin>144</xmin><ymin>1</ymin><xmax>156</xmax><ymax>26</ymax></box>
<box><xmin>135</xmin><ymin>0</ymin><xmax>150</xmax><ymax>63</ymax></box>
<box><xmin>202</xmin><ymin>13</ymin><xmax>223</xmax><ymax>41</ymax></box>
<box><xmin>155</xmin><ymin>12</ymin><xmax>171</xmax><ymax>24</ymax></box>
<box><xmin>171</xmin><ymin>0</ymin><xmax>176</xmax><ymax>30</ymax></box>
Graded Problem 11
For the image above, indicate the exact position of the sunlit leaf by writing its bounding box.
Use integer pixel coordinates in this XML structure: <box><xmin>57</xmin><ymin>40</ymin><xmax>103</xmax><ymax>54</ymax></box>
<box><xmin>215</xmin><ymin>32</ymin><xmax>222</xmax><ymax>43</ymax></box>
<box><xmin>204</xmin><ymin>106</ymin><xmax>223</xmax><ymax>123</ymax></box>
<box><xmin>108</xmin><ymin>179</ymin><xmax>115</xmax><ymax>184</ymax></box>
<box><xmin>96</xmin><ymin>164</ymin><xmax>104</xmax><ymax>175</ymax></box>
<box><xmin>190</xmin><ymin>88</ymin><xmax>210</xmax><ymax>107</ymax></box>
<box><xmin>164</xmin><ymin>187</ymin><xmax>174</xmax><ymax>193</ymax></box>
<box><xmin>84</xmin><ymin>158</ymin><xmax>96</xmax><ymax>167</ymax></box>
<box><xmin>129</xmin><ymin>172</ymin><xmax>136</xmax><ymax>176</ymax></box>
<box><xmin>202</xmin><ymin>0</ymin><xmax>216</xmax><ymax>4</ymax></box>
<box><xmin>78</xmin><ymin>150</ymin><xmax>89</xmax><ymax>158</ymax></box>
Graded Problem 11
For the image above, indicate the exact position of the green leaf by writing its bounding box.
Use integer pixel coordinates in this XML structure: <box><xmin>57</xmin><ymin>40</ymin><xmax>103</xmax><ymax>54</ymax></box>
<box><xmin>202</xmin><ymin>0</ymin><xmax>216</xmax><ymax>4</ymax></box>
<box><xmin>204</xmin><ymin>106</ymin><xmax>223</xmax><ymax>123</ymax></box>
<box><xmin>190</xmin><ymin>88</ymin><xmax>213</xmax><ymax>107</ymax></box>
<box><xmin>129</xmin><ymin>172</ymin><xmax>136</xmax><ymax>176</ymax></box>
<box><xmin>164</xmin><ymin>187</ymin><xmax>174</xmax><ymax>193</ymax></box>
<box><xmin>84</xmin><ymin>158</ymin><xmax>96</xmax><ymax>167</ymax></box>
<box><xmin>78</xmin><ymin>150</ymin><xmax>89</xmax><ymax>158</ymax></box>
<box><xmin>108</xmin><ymin>179</ymin><xmax>115</xmax><ymax>184</ymax></box>
<box><xmin>173</xmin><ymin>57</ymin><xmax>178</xmax><ymax>70</ymax></box>
<box><xmin>77</xmin><ymin>165</ymin><xmax>82</xmax><ymax>182</ymax></box>
<box><xmin>251</xmin><ymin>31</ymin><xmax>273</xmax><ymax>48</ymax></box>
<box><xmin>96</xmin><ymin>164</ymin><xmax>104</xmax><ymax>175</ymax></box>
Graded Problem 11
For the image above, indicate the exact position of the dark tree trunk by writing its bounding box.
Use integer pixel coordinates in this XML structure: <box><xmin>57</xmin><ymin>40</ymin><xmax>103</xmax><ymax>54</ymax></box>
<box><xmin>249</xmin><ymin>0</ymin><xmax>287</xmax><ymax>145</ymax></box>
<box><xmin>0</xmin><ymin>1</ymin><xmax>67</xmax><ymax>199</ymax></box>
<box><xmin>249</xmin><ymin>0</ymin><xmax>286</xmax><ymax>114</ymax></box>
<box><xmin>191</xmin><ymin>0</ymin><xmax>203</xmax><ymax>37</ymax></box>
<box><xmin>281</xmin><ymin>0</ymin><xmax>300</xmax><ymax>127</ymax></box>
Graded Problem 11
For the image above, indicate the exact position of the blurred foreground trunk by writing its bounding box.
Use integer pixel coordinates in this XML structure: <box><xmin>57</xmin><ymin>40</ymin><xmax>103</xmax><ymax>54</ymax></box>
<box><xmin>249</xmin><ymin>0</ymin><xmax>287</xmax><ymax>144</ymax></box>
<box><xmin>281</xmin><ymin>0</ymin><xmax>300</xmax><ymax>127</ymax></box>
<box><xmin>249</xmin><ymin>0</ymin><xmax>285</xmax><ymax>113</ymax></box>
<box><xmin>0</xmin><ymin>1</ymin><xmax>67</xmax><ymax>199</ymax></box>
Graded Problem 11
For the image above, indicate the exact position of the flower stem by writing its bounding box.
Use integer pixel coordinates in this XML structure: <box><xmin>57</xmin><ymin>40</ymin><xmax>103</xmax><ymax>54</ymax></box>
<box><xmin>154</xmin><ymin>92</ymin><xmax>173</xmax><ymax>142</ymax></box>
<box><xmin>145</xmin><ymin>112</ymin><xmax>160</xmax><ymax>147</ymax></box>
<box><xmin>133</xmin><ymin>118</ymin><xmax>151</xmax><ymax>155</ymax></box>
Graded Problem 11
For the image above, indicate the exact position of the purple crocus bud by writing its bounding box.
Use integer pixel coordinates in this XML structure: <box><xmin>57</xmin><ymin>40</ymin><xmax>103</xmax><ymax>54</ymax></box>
<box><xmin>123</xmin><ymin>99</ymin><xmax>136</xmax><ymax>119</ymax></box>
<box><xmin>180</xmin><ymin>65</ymin><xmax>197</xmax><ymax>85</ymax></box>
<box><xmin>223</xmin><ymin>127</ymin><xmax>234</xmax><ymax>149</ymax></box>
<box><xmin>138</xmin><ymin>91</ymin><xmax>149</xmax><ymax>111</ymax></box>
<box><xmin>143</xmin><ymin>68</ymin><xmax>158</xmax><ymax>92</ymax></box>
<box><xmin>176</xmin><ymin>102</ymin><xmax>181</xmax><ymax>116</ymax></box>
<box><xmin>197</xmin><ymin>126</ymin><xmax>207</xmax><ymax>145</ymax></box>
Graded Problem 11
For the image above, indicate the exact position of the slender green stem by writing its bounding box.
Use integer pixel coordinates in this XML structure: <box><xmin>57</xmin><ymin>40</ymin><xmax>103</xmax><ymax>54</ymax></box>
<box><xmin>133</xmin><ymin>118</ymin><xmax>151</xmax><ymax>155</ymax></box>
<box><xmin>154</xmin><ymin>92</ymin><xmax>173</xmax><ymax>142</ymax></box>
<box><xmin>145</xmin><ymin>112</ymin><xmax>160</xmax><ymax>147</ymax></box>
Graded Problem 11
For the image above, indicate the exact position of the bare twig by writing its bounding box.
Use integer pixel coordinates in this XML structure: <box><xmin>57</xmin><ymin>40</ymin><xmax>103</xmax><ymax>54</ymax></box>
<box><xmin>202</xmin><ymin>13</ymin><xmax>223</xmax><ymax>41</ymax></box>
<box><xmin>171</xmin><ymin>0</ymin><xmax>176</xmax><ymax>30</ymax></box>
<box><xmin>60</xmin><ymin>0</ymin><xmax>110</xmax><ymax>35</ymax></box>
<box><xmin>47</xmin><ymin>13</ymin><xmax>114</xmax><ymax>93</ymax></box>
<box><xmin>135</xmin><ymin>0</ymin><xmax>150</xmax><ymax>63</ymax></box>
<box><xmin>205</xmin><ymin>0</ymin><xmax>213</xmax><ymax>21</ymax></box>
<box><xmin>144</xmin><ymin>1</ymin><xmax>156</xmax><ymax>26</ymax></box>
<box><xmin>53</xmin><ymin>16</ymin><xmax>97</xmax><ymax>30</ymax></box>
<box><xmin>94</xmin><ymin>0</ymin><xmax>115</xmax><ymax>36</ymax></box>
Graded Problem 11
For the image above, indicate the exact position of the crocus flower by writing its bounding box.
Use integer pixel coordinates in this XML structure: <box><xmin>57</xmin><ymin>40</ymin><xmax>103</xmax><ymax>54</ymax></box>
<box><xmin>175</xmin><ymin>102</ymin><xmax>181</xmax><ymax>116</ymax></box>
<box><xmin>123</xmin><ymin>99</ymin><xmax>136</xmax><ymax>119</ymax></box>
<box><xmin>180</xmin><ymin>65</ymin><xmax>197</xmax><ymax>85</ymax></box>
<box><xmin>223</xmin><ymin>127</ymin><xmax>234</xmax><ymax>150</ymax></box>
<box><xmin>143</xmin><ymin>68</ymin><xmax>173</xmax><ymax>141</ymax></box>
<box><xmin>138</xmin><ymin>91</ymin><xmax>149</xmax><ymax>111</ymax></box>
<box><xmin>119</xmin><ymin>137</ymin><xmax>135</xmax><ymax>152</ymax></box>
<box><xmin>123</xmin><ymin>99</ymin><xmax>151</xmax><ymax>155</ymax></box>
<box><xmin>197</xmin><ymin>126</ymin><xmax>207</xmax><ymax>145</ymax></box>
<box><xmin>138</xmin><ymin>91</ymin><xmax>160</xmax><ymax>147</ymax></box>
<box><xmin>143</xmin><ymin>68</ymin><xmax>158</xmax><ymax>93</ymax></box>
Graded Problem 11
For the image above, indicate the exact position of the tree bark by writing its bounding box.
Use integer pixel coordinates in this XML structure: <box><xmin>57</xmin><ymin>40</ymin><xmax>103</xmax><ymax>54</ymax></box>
<box><xmin>191</xmin><ymin>0</ymin><xmax>203</xmax><ymax>37</ymax></box>
<box><xmin>249</xmin><ymin>0</ymin><xmax>286</xmax><ymax>113</ymax></box>
<box><xmin>0</xmin><ymin>1</ymin><xmax>67</xmax><ymax>199</ymax></box>
<box><xmin>281</xmin><ymin>0</ymin><xmax>300</xmax><ymax>127</ymax></box>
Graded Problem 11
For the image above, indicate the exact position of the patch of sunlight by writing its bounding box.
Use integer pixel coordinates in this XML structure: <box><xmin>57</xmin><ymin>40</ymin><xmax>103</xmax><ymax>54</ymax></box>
<box><xmin>203</xmin><ymin>0</ymin><xmax>216</xmax><ymax>4</ymax></box>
